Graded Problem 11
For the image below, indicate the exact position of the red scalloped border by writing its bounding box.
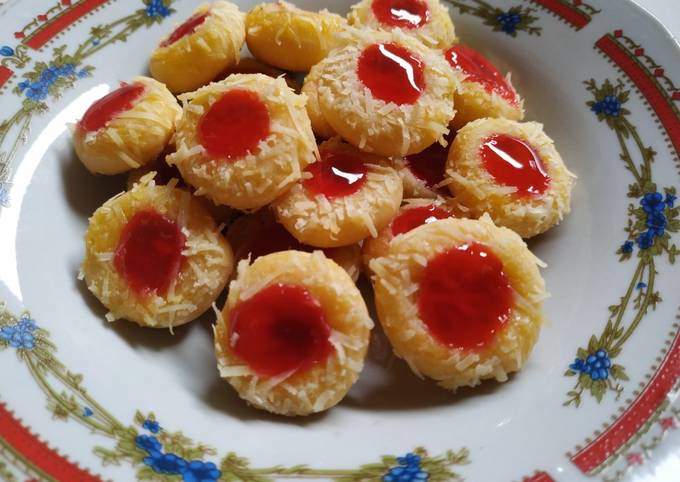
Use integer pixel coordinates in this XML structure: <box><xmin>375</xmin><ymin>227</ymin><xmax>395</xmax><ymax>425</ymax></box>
<box><xmin>14</xmin><ymin>0</ymin><xmax>112</xmax><ymax>47</ymax></box>
<box><xmin>595</xmin><ymin>32</ymin><xmax>680</xmax><ymax>165</ymax></box>
<box><xmin>569</xmin><ymin>321</ymin><xmax>680</xmax><ymax>474</ymax></box>
<box><xmin>1</xmin><ymin>7</ymin><xmax>680</xmax><ymax>482</ymax></box>
<box><xmin>0</xmin><ymin>402</ymin><xmax>104</xmax><ymax>482</ymax></box>
<box><xmin>528</xmin><ymin>0</ymin><xmax>596</xmax><ymax>30</ymax></box>
<box><xmin>24</xmin><ymin>0</ymin><xmax>111</xmax><ymax>49</ymax></box>
<box><xmin>0</xmin><ymin>66</ymin><xmax>12</xmax><ymax>89</ymax></box>
<box><xmin>563</xmin><ymin>30</ymin><xmax>680</xmax><ymax>475</ymax></box>
<box><xmin>521</xmin><ymin>470</ymin><xmax>556</xmax><ymax>482</ymax></box>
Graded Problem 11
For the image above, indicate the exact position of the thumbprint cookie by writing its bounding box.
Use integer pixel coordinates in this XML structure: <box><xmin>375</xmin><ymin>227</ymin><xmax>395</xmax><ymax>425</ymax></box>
<box><xmin>167</xmin><ymin>74</ymin><xmax>318</xmax><ymax>211</ymax></box>
<box><xmin>73</xmin><ymin>76</ymin><xmax>180</xmax><ymax>175</ymax></box>
<box><xmin>215</xmin><ymin>250</ymin><xmax>372</xmax><ymax>416</ymax></box>
<box><xmin>245</xmin><ymin>1</ymin><xmax>346</xmax><ymax>72</ymax></box>
<box><xmin>348</xmin><ymin>0</ymin><xmax>456</xmax><ymax>49</ymax></box>
<box><xmin>445</xmin><ymin>118</ymin><xmax>575</xmax><ymax>238</ymax></box>
<box><xmin>317</xmin><ymin>29</ymin><xmax>458</xmax><ymax>157</ymax></box>
<box><xmin>150</xmin><ymin>1</ymin><xmax>245</xmax><ymax>93</ymax></box>
<box><xmin>370</xmin><ymin>215</ymin><xmax>546</xmax><ymax>391</ymax></box>
<box><xmin>274</xmin><ymin>137</ymin><xmax>403</xmax><ymax>248</ymax></box>
<box><xmin>444</xmin><ymin>44</ymin><xmax>524</xmax><ymax>130</ymax></box>
<box><xmin>81</xmin><ymin>174</ymin><xmax>234</xmax><ymax>329</ymax></box>
<box><xmin>362</xmin><ymin>198</ymin><xmax>454</xmax><ymax>271</ymax></box>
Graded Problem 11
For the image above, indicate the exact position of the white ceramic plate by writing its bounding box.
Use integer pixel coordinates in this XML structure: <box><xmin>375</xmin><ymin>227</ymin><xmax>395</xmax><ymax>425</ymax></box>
<box><xmin>1</xmin><ymin>1</ymin><xmax>679</xmax><ymax>481</ymax></box>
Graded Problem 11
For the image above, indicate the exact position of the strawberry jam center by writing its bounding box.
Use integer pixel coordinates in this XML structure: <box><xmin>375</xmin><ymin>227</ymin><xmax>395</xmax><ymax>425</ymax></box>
<box><xmin>418</xmin><ymin>242</ymin><xmax>512</xmax><ymax>350</ymax></box>
<box><xmin>114</xmin><ymin>209</ymin><xmax>185</xmax><ymax>298</ymax></box>
<box><xmin>303</xmin><ymin>150</ymin><xmax>368</xmax><ymax>198</ymax></box>
<box><xmin>480</xmin><ymin>134</ymin><xmax>550</xmax><ymax>196</ymax></box>
<box><xmin>357</xmin><ymin>43</ymin><xmax>425</xmax><ymax>105</ymax></box>
<box><xmin>79</xmin><ymin>82</ymin><xmax>145</xmax><ymax>132</ymax></box>
<box><xmin>160</xmin><ymin>12</ymin><xmax>209</xmax><ymax>47</ymax></box>
<box><xmin>371</xmin><ymin>0</ymin><xmax>430</xmax><ymax>29</ymax></box>
<box><xmin>445</xmin><ymin>44</ymin><xmax>517</xmax><ymax>104</ymax></box>
<box><xmin>391</xmin><ymin>204</ymin><xmax>450</xmax><ymax>236</ymax></box>
<box><xmin>233</xmin><ymin>220</ymin><xmax>307</xmax><ymax>262</ymax></box>
<box><xmin>404</xmin><ymin>134</ymin><xmax>454</xmax><ymax>188</ymax></box>
<box><xmin>198</xmin><ymin>89</ymin><xmax>271</xmax><ymax>161</ymax></box>
<box><xmin>228</xmin><ymin>283</ymin><xmax>333</xmax><ymax>378</ymax></box>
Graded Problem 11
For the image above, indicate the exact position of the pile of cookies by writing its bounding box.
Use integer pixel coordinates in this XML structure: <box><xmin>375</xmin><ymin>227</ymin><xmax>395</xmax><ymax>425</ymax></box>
<box><xmin>74</xmin><ymin>0</ymin><xmax>575</xmax><ymax>416</ymax></box>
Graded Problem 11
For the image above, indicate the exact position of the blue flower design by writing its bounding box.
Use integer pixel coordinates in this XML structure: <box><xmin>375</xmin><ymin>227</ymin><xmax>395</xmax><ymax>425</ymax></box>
<box><xmin>83</xmin><ymin>407</ymin><xmax>94</xmax><ymax>417</ymax></box>
<box><xmin>143</xmin><ymin>419</ymin><xmax>160</xmax><ymax>433</ymax></box>
<box><xmin>646</xmin><ymin>211</ymin><xmax>667</xmax><ymax>237</ymax></box>
<box><xmin>666</xmin><ymin>193</ymin><xmax>677</xmax><ymax>208</ymax></box>
<box><xmin>20</xmin><ymin>62</ymin><xmax>80</xmax><ymax>102</ymax></box>
<box><xmin>496</xmin><ymin>11</ymin><xmax>522</xmax><ymax>34</ymax></box>
<box><xmin>621</xmin><ymin>240</ymin><xmax>634</xmax><ymax>254</ymax></box>
<box><xmin>18</xmin><ymin>317</ymin><xmax>37</xmax><ymax>331</ymax></box>
<box><xmin>92</xmin><ymin>38</ymin><xmax>101</xmax><ymax>46</ymax></box>
<box><xmin>641</xmin><ymin>192</ymin><xmax>665</xmax><ymax>214</ymax></box>
<box><xmin>0</xmin><ymin>316</ymin><xmax>38</xmax><ymax>350</ymax></box>
<box><xmin>145</xmin><ymin>0</ymin><xmax>171</xmax><ymax>18</ymax></box>
<box><xmin>136</xmin><ymin>434</ymin><xmax>162</xmax><ymax>453</ymax></box>
<box><xmin>182</xmin><ymin>460</ymin><xmax>221</xmax><ymax>482</ymax></box>
<box><xmin>77</xmin><ymin>69</ymin><xmax>90</xmax><ymax>79</ymax></box>
<box><xmin>25</xmin><ymin>82</ymin><xmax>49</xmax><ymax>101</ymax></box>
<box><xmin>135</xmin><ymin>432</ymin><xmax>220</xmax><ymax>480</ymax></box>
<box><xmin>384</xmin><ymin>453</ymin><xmax>429</xmax><ymax>482</ymax></box>
<box><xmin>40</xmin><ymin>67</ymin><xmax>58</xmax><ymax>84</ymax></box>
<box><xmin>591</xmin><ymin>95</ymin><xmax>621</xmax><ymax>117</ymax></box>
<box><xmin>144</xmin><ymin>451</ymin><xmax>187</xmax><ymax>475</ymax></box>
<box><xmin>0</xmin><ymin>46</ymin><xmax>14</xmax><ymax>57</ymax></box>
<box><xmin>636</xmin><ymin>282</ymin><xmax>647</xmax><ymax>290</ymax></box>
<box><xmin>570</xmin><ymin>349</ymin><xmax>611</xmax><ymax>381</ymax></box>
<box><xmin>637</xmin><ymin>230</ymin><xmax>655</xmax><ymax>249</ymax></box>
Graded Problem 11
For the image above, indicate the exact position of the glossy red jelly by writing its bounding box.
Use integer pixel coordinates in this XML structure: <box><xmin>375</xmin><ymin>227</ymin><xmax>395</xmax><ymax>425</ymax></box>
<box><xmin>391</xmin><ymin>204</ymin><xmax>450</xmax><ymax>236</ymax></box>
<box><xmin>160</xmin><ymin>12</ymin><xmax>209</xmax><ymax>47</ymax></box>
<box><xmin>371</xmin><ymin>0</ymin><xmax>430</xmax><ymax>29</ymax></box>
<box><xmin>417</xmin><ymin>242</ymin><xmax>512</xmax><ymax>350</ymax></box>
<box><xmin>357</xmin><ymin>43</ymin><xmax>425</xmax><ymax>105</ymax></box>
<box><xmin>233</xmin><ymin>221</ymin><xmax>307</xmax><ymax>262</ymax></box>
<box><xmin>79</xmin><ymin>82</ymin><xmax>145</xmax><ymax>132</ymax></box>
<box><xmin>228</xmin><ymin>283</ymin><xmax>333</xmax><ymax>377</ymax></box>
<box><xmin>114</xmin><ymin>209</ymin><xmax>185</xmax><ymax>298</ymax></box>
<box><xmin>198</xmin><ymin>89</ymin><xmax>271</xmax><ymax>161</ymax></box>
<box><xmin>445</xmin><ymin>44</ymin><xmax>517</xmax><ymax>104</ymax></box>
<box><xmin>480</xmin><ymin>134</ymin><xmax>550</xmax><ymax>196</ymax></box>
<box><xmin>303</xmin><ymin>150</ymin><xmax>368</xmax><ymax>198</ymax></box>
<box><xmin>404</xmin><ymin>135</ymin><xmax>453</xmax><ymax>188</ymax></box>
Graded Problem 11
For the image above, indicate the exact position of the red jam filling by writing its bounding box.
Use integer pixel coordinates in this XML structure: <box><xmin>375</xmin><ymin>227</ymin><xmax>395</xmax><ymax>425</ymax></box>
<box><xmin>198</xmin><ymin>89</ymin><xmax>271</xmax><ymax>161</ymax></box>
<box><xmin>228</xmin><ymin>283</ymin><xmax>333</xmax><ymax>377</ymax></box>
<box><xmin>234</xmin><ymin>221</ymin><xmax>307</xmax><ymax>262</ymax></box>
<box><xmin>391</xmin><ymin>204</ymin><xmax>450</xmax><ymax>236</ymax></box>
<box><xmin>148</xmin><ymin>161</ymin><xmax>183</xmax><ymax>187</ymax></box>
<box><xmin>445</xmin><ymin>44</ymin><xmax>517</xmax><ymax>104</ymax></box>
<box><xmin>371</xmin><ymin>0</ymin><xmax>430</xmax><ymax>29</ymax></box>
<box><xmin>303</xmin><ymin>149</ymin><xmax>368</xmax><ymax>198</ymax></box>
<box><xmin>79</xmin><ymin>82</ymin><xmax>145</xmax><ymax>133</ymax></box>
<box><xmin>114</xmin><ymin>209</ymin><xmax>186</xmax><ymax>298</ymax></box>
<box><xmin>357</xmin><ymin>43</ymin><xmax>425</xmax><ymax>105</ymax></box>
<box><xmin>417</xmin><ymin>243</ymin><xmax>512</xmax><ymax>351</ymax></box>
<box><xmin>160</xmin><ymin>12</ymin><xmax>209</xmax><ymax>47</ymax></box>
<box><xmin>480</xmin><ymin>134</ymin><xmax>550</xmax><ymax>196</ymax></box>
<box><xmin>404</xmin><ymin>134</ymin><xmax>454</xmax><ymax>188</ymax></box>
